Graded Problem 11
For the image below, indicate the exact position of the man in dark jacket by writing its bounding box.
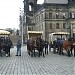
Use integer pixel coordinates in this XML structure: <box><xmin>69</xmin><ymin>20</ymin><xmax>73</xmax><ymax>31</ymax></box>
<box><xmin>45</xmin><ymin>39</ymin><xmax>48</xmax><ymax>54</ymax></box>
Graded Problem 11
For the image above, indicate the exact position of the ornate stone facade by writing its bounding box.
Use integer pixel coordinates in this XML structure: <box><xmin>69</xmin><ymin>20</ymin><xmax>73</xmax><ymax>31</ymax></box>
<box><xmin>23</xmin><ymin>0</ymin><xmax>75</xmax><ymax>41</ymax></box>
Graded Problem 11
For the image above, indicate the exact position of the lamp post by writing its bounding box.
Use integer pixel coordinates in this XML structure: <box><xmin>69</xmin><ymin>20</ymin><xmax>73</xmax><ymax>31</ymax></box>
<box><xmin>22</xmin><ymin>15</ymin><xmax>23</xmax><ymax>46</ymax></box>
<box><xmin>19</xmin><ymin>8</ymin><xmax>23</xmax><ymax>46</ymax></box>
<box><xmin>21</xmin><ymin>10</ymin><xmax>24</xmax><ymax>46</ymax></box>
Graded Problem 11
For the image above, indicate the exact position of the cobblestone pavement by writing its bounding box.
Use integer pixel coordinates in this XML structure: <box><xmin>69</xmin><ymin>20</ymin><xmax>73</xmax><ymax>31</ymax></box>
<box><xmin>0</xmin><ymin>46</ymin><xmax>75</xmax><ymax>75</ymax></box>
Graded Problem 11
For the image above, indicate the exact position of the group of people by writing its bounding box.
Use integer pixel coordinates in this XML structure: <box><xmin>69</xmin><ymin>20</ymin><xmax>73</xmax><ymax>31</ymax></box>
<box><xmin>0</xmin><ymin>36</ymin><xmax>22</xmax><ymax>57</ymax></box>
<box><xmin>0</xmin><ymin>37</ymin><xmax>13</xmax><ymax>57</ymax></box>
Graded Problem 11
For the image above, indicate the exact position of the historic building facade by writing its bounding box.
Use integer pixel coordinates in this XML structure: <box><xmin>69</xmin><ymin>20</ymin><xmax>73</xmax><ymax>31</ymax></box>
<box><xmin>21</xmin><ymin>0</ymin><xmax>75</xmax><ymax>41</ymax></box>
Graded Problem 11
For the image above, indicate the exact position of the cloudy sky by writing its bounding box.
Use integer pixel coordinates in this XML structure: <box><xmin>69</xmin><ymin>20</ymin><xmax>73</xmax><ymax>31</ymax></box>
<box><xmin>0</xmin><ymin>0</ymin><xmax>44</xmax><ymax>29</ymax></box>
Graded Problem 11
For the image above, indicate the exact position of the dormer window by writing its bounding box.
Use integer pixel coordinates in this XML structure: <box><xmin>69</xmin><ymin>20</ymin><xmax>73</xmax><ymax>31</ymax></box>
<box><xmin>63</xmin><ymin>13</ymin><xmax>66</xmax><ymax>19</ymax></box>
<box><xmin>56</xmin><ymin>13</ymin><xmax>59</xmax><ymax>19</ymax></box>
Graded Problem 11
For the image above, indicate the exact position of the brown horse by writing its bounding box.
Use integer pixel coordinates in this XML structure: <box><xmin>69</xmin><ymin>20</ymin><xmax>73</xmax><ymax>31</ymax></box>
<box><xmin>35</xmin><ymin>37</ymin><xmax>45</xmax><ymax>57</ymax></box>
<box><xmin>27</xmin><ymin>38</ymin><xmax>34</xmax><ymax>57</ymax></box>
<box><xmin>57</xmin><ymin>38</ymin><xmax>75</xmax><ymax>57</ymax></box>
<box><xmin>62</xmin><ymin>40</ymin><xmax>73</xmax><ymax>56</ymax></box>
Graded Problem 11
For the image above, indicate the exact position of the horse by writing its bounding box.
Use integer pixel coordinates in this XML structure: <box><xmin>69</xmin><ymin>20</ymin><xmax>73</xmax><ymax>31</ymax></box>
<box><xmin>27</xmin><ymin>37</ymin><xmax>45</xmax><ymax>57</ymax></box>
<box><xmin>55</xmin><ymin>37</ymin><xmax>75</xmax><ymax>57</ymax></box>
<box><xmin>27</xmin><ymin>38</ymin><xmax>34</xmax><ymax>57</ymax></box>
<box><xmin>35</xmin><ymin>37</ymin><xmax>45</xmax><ymax>57</ymax></box>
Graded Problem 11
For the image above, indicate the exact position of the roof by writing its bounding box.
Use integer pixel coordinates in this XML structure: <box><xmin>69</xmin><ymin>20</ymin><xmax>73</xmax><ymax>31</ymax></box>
<box><xmin>49</xmin><ymin>32</ymin><xmax>69</xmax><ymax>36</ymax></box>
<box><xmin>0</xmin><ymin>30</ymin><xmax>10</xmax><ymax>35</ymax></box>
<box><xmin>44</xmin><ymin>0</ymin><xmax>68</xmax><ymax>4</ymax></box>
<box><xmin>28</xmin><ymin>31</ymin><xmax>43</xmax><ymax>34</ymax></box>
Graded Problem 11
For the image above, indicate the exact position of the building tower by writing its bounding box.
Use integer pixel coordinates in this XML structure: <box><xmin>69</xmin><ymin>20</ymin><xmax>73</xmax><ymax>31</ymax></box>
<box><xmin>23</xmin><ymin>0</ymin><xmax>37</xmax><ymax>14</ymax></box>
<box><xmin>29</xmin><ymin>0</ymin><xmax>37</xmax><ymax>13</ymax></box>
<box><xmin>23</xmin><ymin>0</ymin><xmax>38</xmax><ymax>40</ymax></box>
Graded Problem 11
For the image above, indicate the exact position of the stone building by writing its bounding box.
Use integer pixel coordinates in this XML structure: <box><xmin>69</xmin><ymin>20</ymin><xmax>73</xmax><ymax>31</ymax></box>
<box><xmin>21</xmin><ymin>0</ymin><xmax>75</xmax><ymax>41</ymax></box>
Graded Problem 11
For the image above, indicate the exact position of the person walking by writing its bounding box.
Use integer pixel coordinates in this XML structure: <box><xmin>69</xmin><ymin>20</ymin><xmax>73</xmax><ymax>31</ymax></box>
<box><xmin>15</xmin><ymin>38</ymin><xmax>22</xmax><ymax>56</ymax></box>
<box><xmin>45</xmin><ymin>39</ymin><xmax>49</xmax><ymax>54</ymax></box>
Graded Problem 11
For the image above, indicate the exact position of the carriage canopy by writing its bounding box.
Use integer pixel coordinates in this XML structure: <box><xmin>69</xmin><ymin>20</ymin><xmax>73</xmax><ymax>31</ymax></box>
<box><xmin>49</xmin><ymin>31</ymin><xmax>70</xmax><ymax>43</ymax></box>
<box><xmin>54</xmin><ymin>32</ymin><xmax>69</xmax><ymax>35</ymax></box>
<box><xmin>28</xmin><ymin>31</ymin><xmax>43</xmax><ymax>39</ymax></box>
<box><xmin>0</xmin><ymin>30</ymin><xmax>10</xmax><ymax>35</ymax></box>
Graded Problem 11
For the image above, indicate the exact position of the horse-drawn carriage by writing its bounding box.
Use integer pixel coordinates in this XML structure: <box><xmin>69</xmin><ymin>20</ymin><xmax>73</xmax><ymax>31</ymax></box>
<box><xmin>49</xmin><ymin>31</ymin><xmax>75</xmax><ymax>57</ymax></box>
<box><xmin>27</xmin><ymin>31</ymin><xmax>45</xmax><ymax>57</ymax></box>
<box><xmin>51</xmin><ymin>37</ymin><xmax>75</xmax><ymax>57</ymax></box>
<box><xmin>0</xmin><ymin>30</ymin><xmax>13</xmax><ymax>57</ymax></box>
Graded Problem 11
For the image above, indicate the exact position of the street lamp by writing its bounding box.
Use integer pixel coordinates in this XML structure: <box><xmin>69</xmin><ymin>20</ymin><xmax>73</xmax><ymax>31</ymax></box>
<box><xmin>22</xmin><ymin>14</ymin><xmax>23</xmax><ymax>46</ymax></box>
<box><xmin>20</xmin><ymin>9</ymin><xmax>24</xmax><ymax>46</ymax></box>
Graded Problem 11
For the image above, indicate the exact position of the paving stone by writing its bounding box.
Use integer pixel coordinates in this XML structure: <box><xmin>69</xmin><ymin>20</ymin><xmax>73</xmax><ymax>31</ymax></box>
<box><xmin>0</xmin><ymin>46</ymin><xmax>74</xmax><ymax>75</ymax></box>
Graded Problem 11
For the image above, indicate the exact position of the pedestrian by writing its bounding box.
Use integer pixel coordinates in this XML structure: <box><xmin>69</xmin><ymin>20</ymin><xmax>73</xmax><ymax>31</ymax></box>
<box><xmin>45</xmin><ymin>39</ymin><xmax>49</xmax><ymax>54</ymax></box>
<box><xmin>5</xmin><ymin>37</ymin><xmax>12</xmax><ymax>57</ymax></box>
<box><xmin>15</xmin><ymin>38</ymin><xmax>22</xmax><ymax>56</ymax></box>
<box><xmin>49</xmin><ymin>42</ymin><xmax>52</xmax><ymax>51</ymax></box>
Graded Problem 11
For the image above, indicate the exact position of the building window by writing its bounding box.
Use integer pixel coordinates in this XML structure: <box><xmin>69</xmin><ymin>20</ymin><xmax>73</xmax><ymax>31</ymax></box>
<box><xmin>70</xmin><ymin>12</ymin><xmax>72</xmax><ymax>18</ymax></box>
<box><xmin>56</xmin><ymin>13</ymin><xmax>59</xmax><ymax>19</ymax></box>
<box><xmin>49</xmin><ymin>13</ymin><xmax>52</xmax><ymax>19</ymax></box>
<box><xmin>63</xmin><ymin>23</ymin><xmax>66</xmax><ymax>29</ymax></box>
<box><xmin>56</xmin><ymin>23</ymin><xmax>60</xmax><ymax>29</ymax></box>
<box><xmin>41</xmin><ymin>14</ymin><xmax>43</xmax><ymax>20</ymax></box>
<box><xmin>49</xmin><ymin>23</ymin><xmax>52</xmax><ymax>29</ymax></box>
<box><xmin>39</xmin><ymin>16</ymin><xmax>40</xmax><ymax>21</ymax></box>
<box><xmin>70</xmin><ymin>12</ymin><xmax>75</xmax><ymax>19</ymax></box>
<box><xmin>28</xmin><ymin>27</ymin><xmax>32</xmax><ymax>31</ymax></box>
<box><xmin>32</xmin><ymin>27</ymin><xmax>33</xmax><ymax>31</ymax></box>
<box><xmin>63</xmin><ymin>13</ymin><xmax>66</xmax><ymax>19</ymax></box>
<box><xmin>72</xmin><ymin>13</ymin><xmax>75</xmax><ymax>18</ymax></box>
<box><xmin>37</xmin><ymin>17</ymin><xmax>38</xmax><ymax>22</ymax></box>
<box><xmin>29</xmin><ymin>5</ymin><xmax>31</xmax><ymax>11</ymax></box>
<box><xmin>42</xmin><ymin>24</ymin><xmax>43</xmax><ymax>30</ymax></box>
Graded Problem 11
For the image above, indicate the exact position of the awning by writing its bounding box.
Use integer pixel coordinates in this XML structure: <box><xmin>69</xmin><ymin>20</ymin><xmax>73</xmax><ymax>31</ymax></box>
<box><xmin>54</xmin><ymin>32</ymin><xmax>70</xmax><ymax>35</ymax></box>
<box><xmin>0</xmin><ymin>30</ymin><xmax>10</xmax><ymax>35</ymax></box>
<box><xmin>28</xmin><ymin>31</ymin><xmax>43</xmax><ymax>34</ymax></box>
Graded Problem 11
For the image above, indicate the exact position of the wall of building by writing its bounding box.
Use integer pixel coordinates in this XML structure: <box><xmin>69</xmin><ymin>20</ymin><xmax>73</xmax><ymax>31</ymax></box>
<box><xmin>22</xmin><ymin>0</ymin><xmax>75</xmax><ymax>41</ymax></box>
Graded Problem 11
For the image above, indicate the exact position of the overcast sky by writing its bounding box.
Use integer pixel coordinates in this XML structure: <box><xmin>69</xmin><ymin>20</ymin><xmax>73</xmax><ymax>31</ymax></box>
<box><xmin>0</xmin><ymin>0</ymin><xmax>44</xmax><ymax>29</ymax></box>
